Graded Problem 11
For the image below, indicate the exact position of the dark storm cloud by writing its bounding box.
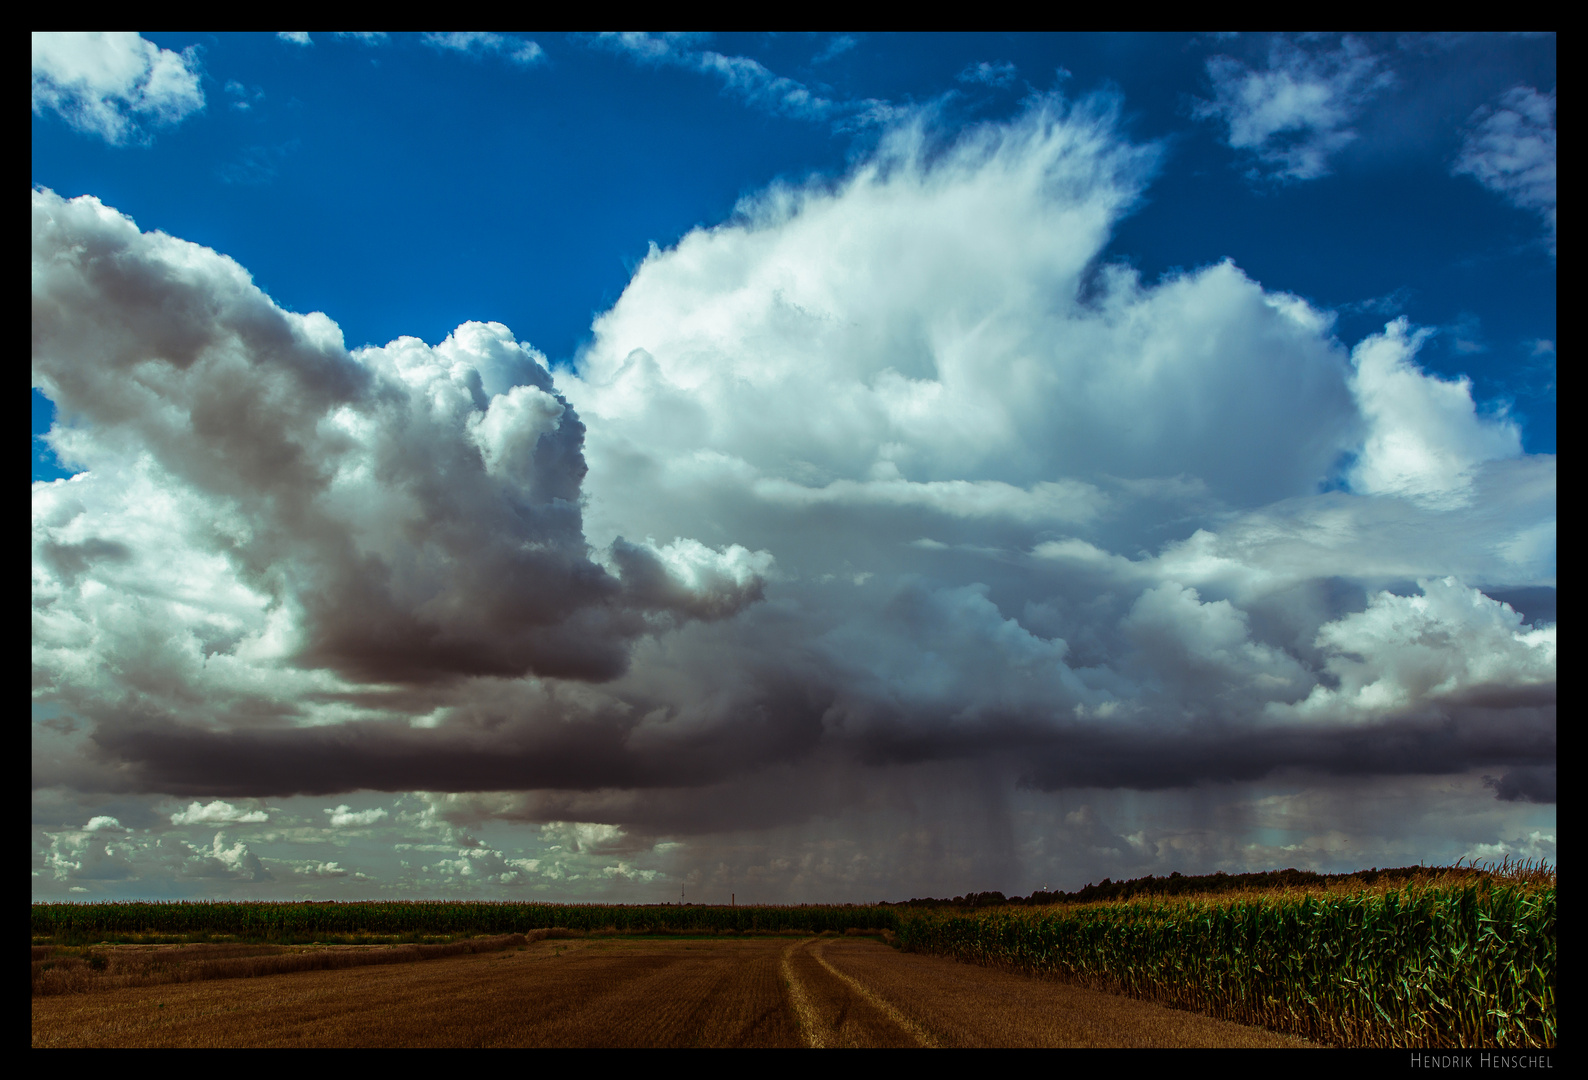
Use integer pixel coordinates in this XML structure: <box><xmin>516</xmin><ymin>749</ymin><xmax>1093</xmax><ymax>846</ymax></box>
<box><xmin>1484</xmin><ymin>766</ymin><xmax>1557</xmax><ymax>804</ymax></box>
<box><xmin>1015</xmin><ymin>705</ymin><xmax>1556</xmax><ymax>792</ymax></box>
<box><xmin>31</xmin><ymin>188</ymin><xmax>769</xmax><ymax>691</ymax></box>
<box><xmin>74</xmin><ymin>667</ymin><xmax>832</xmax><ymax>799</ymax></box>
<box><xmin>54</xmin><ymin>648</ymin><xmax>1553</xmax><ymax>820</ymax></box>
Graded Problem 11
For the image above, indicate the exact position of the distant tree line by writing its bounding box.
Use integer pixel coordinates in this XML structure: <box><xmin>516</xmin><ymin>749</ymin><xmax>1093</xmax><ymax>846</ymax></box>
<box><xmin>881</xmin><ymin>866</ymin><xmax>1453</xmax><ymax>908</ymax></box>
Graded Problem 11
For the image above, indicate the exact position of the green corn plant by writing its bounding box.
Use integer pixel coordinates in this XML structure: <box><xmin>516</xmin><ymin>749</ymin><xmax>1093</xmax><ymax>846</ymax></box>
<box><xmin>893</xmin><ymin>873</ymin><xmax>1553</xmax><ymax>1049</ymax></box>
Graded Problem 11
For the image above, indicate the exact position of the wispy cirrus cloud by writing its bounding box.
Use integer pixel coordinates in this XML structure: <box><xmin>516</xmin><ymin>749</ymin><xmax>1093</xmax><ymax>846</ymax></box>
<box><xmin>1454</xmin><ymin>85</ymin><xmax>1556</xmax><ymax>256</ymax></box>
<box><xmin>223</xmin><ymin>79</ymin><xmax>264</xmax><ymax>112</ymax></box>
<box><xmin>423</xmin><ymin>32</ymin><xmax>544</xmax><ymax>67</ymax></box>
<box><xmin>957</xmin><ymin>60</ymin><xmax>1019</xmax><ymax>89</ymax></box>
<box><xmin>592</xmin><ymin>33</ymin><xmax>904</xmax><ymax>129</ymax></box>
<box><xmin>215</xmin><ymin>140</ymin><xmax>300</xmax><ymax>186</ymax></box>
<box><xmin>812</xmin><ymin>34</ymin><xmax>858</xmax><ymax>65</ymax></box>
<box><xmin>1195</xmin><ymin>35</ymin><xmax>1395</xmax><ymax>180</ymax></box>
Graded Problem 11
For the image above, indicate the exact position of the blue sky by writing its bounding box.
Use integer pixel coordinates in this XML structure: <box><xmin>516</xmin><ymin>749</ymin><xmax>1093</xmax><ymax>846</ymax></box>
<box><xmin>33</xmin><ymin>33</ymin><xmax>1554</xmax><ymax>902</ymax></box>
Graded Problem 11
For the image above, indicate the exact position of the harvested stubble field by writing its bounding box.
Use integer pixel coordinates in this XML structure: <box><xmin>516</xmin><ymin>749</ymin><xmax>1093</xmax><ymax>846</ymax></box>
<box><xmin>31</xmin><ymin>933</ymin><xmax>1307</xmax><ymax>1048</ymax></box>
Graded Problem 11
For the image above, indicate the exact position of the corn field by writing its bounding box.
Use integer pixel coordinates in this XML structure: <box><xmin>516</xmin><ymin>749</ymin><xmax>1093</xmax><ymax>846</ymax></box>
<box><xmin>896</xmin><ymin>877</ymin><xmax>1555</xmax><ymax>1049</ymax></box>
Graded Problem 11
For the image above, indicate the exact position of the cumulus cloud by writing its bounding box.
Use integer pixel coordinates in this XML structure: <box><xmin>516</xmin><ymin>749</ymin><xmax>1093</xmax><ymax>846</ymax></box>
<box><xmin>32</xmin><ymin>32</ymin><xmax>204</xmax><ymax>144</ymax></box>
<box><xmin>1454</xmin><ymin>85</ymin><xmax>1556</xmax><ymax>255</ymax></box>
<box><xmin>39</xmin><ymin>824</ymin><xmax>272</xmax><ymax>887</ymax></box>
<box><xmin>42</xmin><ymin>828</ymin><xmax>139</xmax><ymax>882</ymax></box>
<box><xmin>1347</xmin><ymin>318</ymin><xmax>1522</xmax><ymax>506</ymax></box>
<box><xmin>294</xmin><ymin>860</ymin><xmax>351</xmax><ymax>877</ymax></box>
<box><xmin>277</xmin><ymin>33</ymin><xmax>312</xmax><ymax>47</ymax></box>
<box><xmin>541</xmin><ymin>820</ymin><xmax>629</xmax><ymax>854</ymax></box>
<box><xmin>609</xmin><ymin>538</ymin><xmax>774</xmax><ymax>623</ymax></box>
<box><xmin>1195</xmin><ymin>35</ymin><xmax>1394</xmax><ymax>180</ymax></box>
<box><xmin>199</xmin><ymin>832</ymin><xmax>274</xmax><ymax>882</ymax></box>
<box><xmin>1271</xmin><ymin>578</ymin><xmax>1555</xmax><ymax>724</ymax></box>
<box><xmin>430</xmin><ymin>850</ymin><xmax>534</xmax><ymax>885</ymax></box>
<box><xmin>325</xmin><ymin>804</ymin><xmax>389</xmax><ymax>827</ymax></box>
<box><xmin>1464</xmin><ymin>829</ymin><xmax>1556</xmax><ymax>865</ymax></box>
<box><xmin>170</xmin><ymin>800</ymin><xmax>269</xmax><ymax>825</ymax></box>
<box><xmin>31</xmin><ymin>90</ymin><xmax>1553</xmax><ymax>895</ymax></box>
<box><xmin>31</xmin><ymin>189</ymin><xmax>768</xmax><ymax>711</ymax></box>
<box><xmin>1123</xmin><ymin>582</ymin><xmax>1310</xmax><ymax>708</ymax></box>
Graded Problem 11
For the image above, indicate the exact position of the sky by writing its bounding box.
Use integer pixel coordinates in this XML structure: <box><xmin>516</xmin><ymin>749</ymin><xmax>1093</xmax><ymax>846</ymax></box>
<box><xmin>32</xmin><ymin>32</ymin><xmax>1555</xmax><ymax>903</ymax></box>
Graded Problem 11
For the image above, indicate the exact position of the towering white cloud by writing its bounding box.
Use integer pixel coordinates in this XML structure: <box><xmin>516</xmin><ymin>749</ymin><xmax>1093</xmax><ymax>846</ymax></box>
<box><xmin>569</xmin><ymin>97</ymin><xmax>1356</xmax><ymax>560</ymax></box>
<box><xmin>557</xmin><ymin>91</ymin><xmax>1551</xmax><ymax>785</ymax></box>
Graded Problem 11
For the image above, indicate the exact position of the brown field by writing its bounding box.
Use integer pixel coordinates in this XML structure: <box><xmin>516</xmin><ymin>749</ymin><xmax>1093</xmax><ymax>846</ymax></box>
<box><xmin>30</xmin><ymin>933</ymin><xmax>537</xmax><ymax>996</ymax></box>
<box><xmin>32</xmin><ymin>934</ymin><xmax>1311</xmax><ymax>1048</ymax></box>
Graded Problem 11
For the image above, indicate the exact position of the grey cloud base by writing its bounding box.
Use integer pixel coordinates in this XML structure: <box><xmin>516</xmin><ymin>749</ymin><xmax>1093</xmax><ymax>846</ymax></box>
<box><xmin>31</xmin><ymin>95</ymin><xmax>1554</xmax><ymax>897</ymax></box>
<box><xmin>70</xmin><ymin>693</ymin><xmax>1553</xmax><ymax>807</ymax></box>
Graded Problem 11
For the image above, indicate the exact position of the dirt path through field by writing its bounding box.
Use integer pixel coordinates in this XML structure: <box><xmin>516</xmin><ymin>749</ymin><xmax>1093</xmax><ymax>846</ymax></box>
<box><xmin>809</xmin><ymin>938</ymin><xmax>1306</xmax><ymax>1047</ymax></box>
<box><xmin>33</xmin><ymin>936</ymin><xmax>1310</xmax><ymax>1047</ymax></box>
